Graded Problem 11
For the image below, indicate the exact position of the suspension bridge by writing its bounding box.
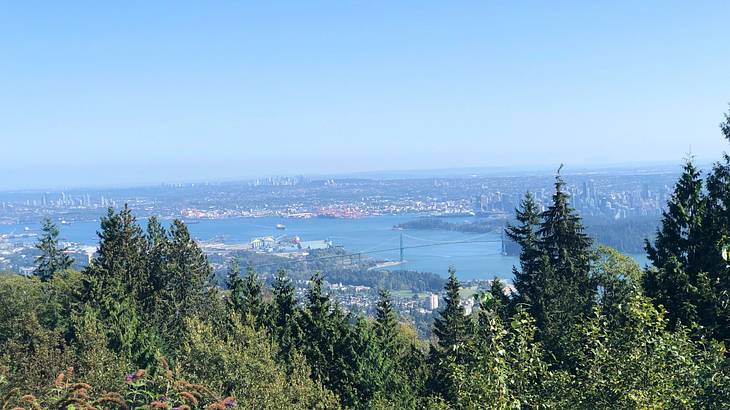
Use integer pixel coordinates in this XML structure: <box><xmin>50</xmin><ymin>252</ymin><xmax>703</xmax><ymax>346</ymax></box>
<box><xmin>246</xmin><ymin>229</ymin><xmax>509</xmax><ymax>272</ymax></box>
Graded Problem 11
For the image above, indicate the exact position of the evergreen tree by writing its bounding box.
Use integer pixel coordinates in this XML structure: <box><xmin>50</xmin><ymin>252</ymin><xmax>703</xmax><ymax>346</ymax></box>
<box><xmin>428</xmin><ymin>267</ymin><xmax>470</xmax><ymax>404</ymax></box>
<box><xmin>299</xmin><ymin>272</ymin><xmax>338</xmax><ymax>386</ymax></box>
<box><xmin>337</xmin><ymin>315</ymin><xmax>388</xmax><ymax>408</ymax></box>
<box><xmin>692</xmin><ymin>108</ymin><xmax>730</xmax><ymax>342</ymax></box>
<box><xmin>506</xmin><ymin>192</ymin><xmax>542</xmax><ymax>306</ymax></box>
<box><xmin>143</xmin><ymin>216</ymin><xmax>168</xmax><ymax>316</ymax></box>
<box><xmin>225</xmin><ymin>257</ymin><xmax>245</xmax><ymax>314</ymax></box>
<box><xmin>33</xmin><ymin>218</ymin><xmax>74</xmax><ymax>281</ymax></box>
<box><xmin>82</xmin><ymin>205</ymin><xmax>146</xmax><ymax>313</ymax></box>
<box><xmin>372</xmin><ymin>288</ymin><xmax>424</xmax><ymax>408</ymax></box>
<box><xmin>374</xmin><ymin>288</ymin><xmax>398</xmax><ymax>347</ymax></box>
<box><xmin>535</xmin><ymin>169</ymin><xmax>594</xmax><ymax>364</ymax></box>
<box><xmin>272</xmin><ymin>268</ymin><xmax>297</xmax><ymax>330</ymax></box>
<box><xmin>80</xmin><ymin>205</ymin><xmax>153</xmax><ymax>365</ymax></box>
<box><xmin>644</xmin><ymin>157</ymin><xmax>708</xmax><ymax>331</ymax></box>
<box><xmin>237</xmin><ymin>265</ymin><xmax>266</xmax><ymax>329</ymax></box>
<box><xmin>159</xmin><ymin>219</ymin><xmax>212</xmax><ymax>350</ymax></box>
<box><xmin>489</xmin><ymin>277</ymin><xmax>511</xmax><ymax>321</ymax></box>
<box><xmin>271</xmin><ymin>268</ymin><xmax>301</xmax><ymax>364</ymax></box>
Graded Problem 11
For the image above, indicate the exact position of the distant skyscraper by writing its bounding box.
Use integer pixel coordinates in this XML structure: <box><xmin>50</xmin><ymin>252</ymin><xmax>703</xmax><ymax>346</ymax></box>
<box><xmin>429</xmin><ymin>293</ymin><xmax>439</xmax><ymax>310</ymax></box>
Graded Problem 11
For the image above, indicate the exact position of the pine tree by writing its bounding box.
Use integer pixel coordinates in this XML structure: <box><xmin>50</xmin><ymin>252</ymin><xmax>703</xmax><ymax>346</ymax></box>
<box><xmin>236</xmin><ymin>265</ymin><xmax>266</xmax><ymax>328</ymax></box>
<box><xmin>337</xmin><ymin>315</ymin><xmax>388</xmax><ymax>408</ymax></box>
<box><xmin>271</xmin><ymin>268</ymin><xmax>301</xmax><ymax>363</ymax></box>
<box><xmin>161</xmin><ymin>219</ymin><xmax>212</xmax><ymax>349</ymax></box>
<box><xmin>272</xmin><ymin>268</ymin><xmax>297</xmax><ymax>330</ymax></box>
<box><xmin>80</xmin><ymin>205</ymin><xmax>152</xmax><ymax>365</ymax></box>
<box><xmin>692</xmin><ymin>108</ymin><xmax>730</xmax><ymax>342</ymax></box>
<box><xmin>428</xmin><ymin>267</ymin><xmax>470</xmax><ymax>404</ymax></box>
<box><xmin>82</xmin><ymin>205</ymin><xmax>147</xmax><ymax>311</ymax></box>
<box><xmin>33</xmin><ymin>218</ymin><xmax>74</xmax><ymax>281</ymax></box>
<box><xmin>489</xmin><ymin>277</ymin><xmax>511</xmax><ymax>321</ymax></box>
<box><xmin>534</xmin><ymin>169</ymin><xmax>594</xmax><ymax>364</ymax></box>
<box><xmin>225</xmin><ymin>257</ymin><xmax>245</xmax><ymax>314</ymax></box>
<box><xmin>299</xmin><ymin>272</ymin><xmax>355</xmax><ymax>404</ymax></box>
<box><xmin>143</xmin><ymin>216</ymin><xmax>168</xmax><ymax>316</ymax></box>
<box><xmin>644</xmin><ymin>157</ymin><xmax>707</xmax><ymax>331</ymax></box>
<box><xmin>374</xmin><ymin>288</ymin><xmax>398</xmax><ymax>347</ymax></box>
<box><xmin>506</xmin><ymin>192</ymin><xmax>542</xmax><ymax>306</ymax></box>
<box><xmin>300</xmin><ymin>272</ymin><xmax>337</xmax><ymax>385</ymax></box>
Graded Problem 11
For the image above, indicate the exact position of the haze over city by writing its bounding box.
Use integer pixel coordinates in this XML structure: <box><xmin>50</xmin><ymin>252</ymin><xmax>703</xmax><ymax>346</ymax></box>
<box><xmin>2</xmin><ymin>1</ymin><xmax>730</xmax><ymax>189</ymax></box>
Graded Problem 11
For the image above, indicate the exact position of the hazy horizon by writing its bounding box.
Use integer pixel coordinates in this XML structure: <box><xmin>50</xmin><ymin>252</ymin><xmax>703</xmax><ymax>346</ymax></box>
<box><xmin>0</xmin><ymin>159</ymin><xmax>705</xmax><ymax>193</ymax></box>
<box><xmin>3</xmin><ymin>2</ymin><xmax>730</xmax><ymax>189</ymax></box>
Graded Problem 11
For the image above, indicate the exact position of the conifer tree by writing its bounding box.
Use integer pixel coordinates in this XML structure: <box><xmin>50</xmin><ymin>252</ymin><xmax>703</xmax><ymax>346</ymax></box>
<box><xmin>506</xmin><ymin>192</ymin><xmax>542</xmax><ymax>305</ymax></box>
<box><xmin>143</xmin><ymin>216</ymin><xmax>168</xmax><ymax>315</ymax></box>
<box><xmin>225</xmin><ymin>257</ymin><xmax>245</xmax><ymax>314</ymax></box>
<box><xmin>644</xmin><ymin>157</ymin><xmax>708</xmax><ymax>331</ymax></box>
<box><xmin>237</xmin><ymin>265</ymin><xmax>266</xmax><ymax>328</ymax></box>
<box><xmin>374</xmin><ymin>288</ymin><xmax>398</xmax><ymax>347</ymax></box>
<box><xmin>489</xmin><ymin>277</ymin><xmax>511</xmax><ymax>321</ymax></box>
<box><xmin>82</xmin><ymin>205</ymin><xmax>147</xmax><ymax>312</ymax></box>
<box><xmin>271</xmin><ymin>268</ymin><xmax>301</xmax><ymax>363</ymax></box>
<box><xmin>80</xmin><ymin>205</ymin><xmax>152</xmax><ymax>365</ymax></box>
<box><xmin>691</xmin><ymin>108</ymin><xmax>730</xmax><ymax>341</ymax></box>
<box><xmin>373</xmin><ymin>288</ymin><xmax>423</xmax><ymax>409</ymax></box>
<box><xmin>428</xmin><ymin>267</ymin><xmax>470</xmax><ymax>404</ymax></box>
<box><xmin>535</xmin><ymin>169</ymin><xmax>594</xmax><ymax>364</ymax></box>
<box><xmin>34</xmin><ymin>218</ymin><xmax>74</xmax><ymax>281</ymax></box>
<box><xmin>298</xmin><ymin>272</ymin><xmax>358</xmax><ymax>405</ymax></box>
<box><xmin>161</xmin><ymin>219</ymin><xmax>212</xmax><ymax>349</ymax></box>
<box><xmin>300</xmin><ymin>272</ymin><xmax>337</xmax><ymax>386</ymax></box>
<box><xmin>337</xmin><ymin>315</ymin><xmax>388</xmax><ymax>408</ymax></box>
<box><xmin>272</xmin><ymin>268</ymin><xmax>297</xmax><ymax>330</ymax></box>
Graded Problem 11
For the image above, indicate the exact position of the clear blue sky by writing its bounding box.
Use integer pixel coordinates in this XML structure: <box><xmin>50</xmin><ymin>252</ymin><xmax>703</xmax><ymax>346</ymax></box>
<box><xmin>2</xmin><ymin>1</ymin><xmax>729</xmax><ymax>189</ymax></box>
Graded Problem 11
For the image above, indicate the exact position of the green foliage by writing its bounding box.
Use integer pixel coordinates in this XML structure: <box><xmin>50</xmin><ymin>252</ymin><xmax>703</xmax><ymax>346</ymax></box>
<box><xmin>568</xmin><ymin>294</ymin><xmax>730</xmax><ymax>408</ymax></box>
<box><xmin>270</xmin><ymin>268</ymin><xmax>302</xmax><ymax>365</ymax></box>
<box><xmin>428</xmin><ymin>268</ymin><xmax>472</xmax><ymax>405</ymax></box>
<box><xmin>34</xmin><ymin>218</ymin><xmax>74</xmax><ymax>281</ymax></box>
<box><xmin>179</xmin><ymin>316</ymin><xmax>339</xmax><ymax>409</ymax></box>
<box><xmin>506</xmin><ymin>192</ymin><xmax>541</xmax><ymax>305</ymax></box>
<box><xmin>645</xmin><ymin>157</ymin><xmax>708</xmax><ymax>332</ymax></box>
<box><xmin>535</xmin><ymin>170</ymin><xmax>595</xmax><ymax>365</ymax></box>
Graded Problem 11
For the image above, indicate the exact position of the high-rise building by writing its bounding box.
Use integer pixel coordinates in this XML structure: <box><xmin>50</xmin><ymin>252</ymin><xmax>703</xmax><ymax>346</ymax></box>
<box><xmin>429</xmin><ymin>293</ymin><xmax>439</xmax><ymax>311</ymax></box>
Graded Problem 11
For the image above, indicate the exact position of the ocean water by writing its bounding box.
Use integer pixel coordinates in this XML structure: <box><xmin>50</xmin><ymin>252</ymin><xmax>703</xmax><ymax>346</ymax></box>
<box><xmin>0</xmin><ymin>215</ymin><xmax>649</xmax><ymax>281</ymax></box>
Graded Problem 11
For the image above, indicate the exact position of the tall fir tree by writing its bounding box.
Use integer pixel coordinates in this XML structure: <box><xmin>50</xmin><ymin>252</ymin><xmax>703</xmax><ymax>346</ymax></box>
<box><xmin>225</xmin><ymin>257</ymin><xmax>245</xmax><ymax>314</ymax></box>
<box><xmin>33</xmin><ymin>218</ymin><xmax>74</xmax><ymax>281</ymax></box>
<box><xmin>160</xmin><ymin>219</ymin><xmax>213</xmax><ymax>350</ymax></box>
<box><xmin>644</xmin><ymin>157</ymin><xmax>708</xmax><ymax>331</ymax></box>
<box><xmin>506</xmin><ymin>192</ymin><xmax>542</xmax><ymax>306</ymax></box>
<box><xmin>80</xmin><ymin>205</ymin><xmax>154</xmax><ymax>365</ymax></box>
<box><xmin>271</xmin><ymin>268</ymin><xmax>301</xmax><ymax>364</ymax></box>
<box><xmin>82</xmin><ymin>205</ymin><xmax>147</xmax><ymax>311</ymax></box>
<box><xmin>534</xmin><ymin>169</ymin><xmax>594</xmax><ymax>365</ymax></box>
<box><xmin>237</xmin><ymin>265</ymin><xmax>267</xmax><ymax>329</ymax></box>
<box><xmin>700</xmin><ymin>107</ymin><xmax>730</xmax><ymax>341</ymax></box>
<box><xmin>428</xmin><ymin>267</ymin><xmax>470</xmax><ymax>404</ymax></box>
<box><xmin>299</xmin><ymin>272</ymin><xmax>337</xmax><ymax>385</ymax></box>
<box><xmin>143</xmin><ymin>216</ymin><xmax>168</xmax><ymax>316</ymax></box>
<box><xmin>373</xmin><ymin>288</ymin><xmax>424</xmax><ymax>408</ymax></box>
<box><xmin>374</xmin><ymin>288</ymin><xmax>398</xmax><ymax>348</ymax></box>
<box><xmin>298</xmin><ymin>272</ymin><xmax>354</xmax><ymax>404</ymax></box>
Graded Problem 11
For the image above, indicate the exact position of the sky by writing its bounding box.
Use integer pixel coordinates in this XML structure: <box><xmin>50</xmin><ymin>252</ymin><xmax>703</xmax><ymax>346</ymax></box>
<box><xmin>1</xmin><ymin>1</ymin><xmax>730</xmax><ymax>189</ymax></box>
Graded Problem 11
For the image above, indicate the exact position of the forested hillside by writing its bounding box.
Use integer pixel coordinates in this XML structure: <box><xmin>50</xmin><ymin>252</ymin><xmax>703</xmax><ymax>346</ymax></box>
<box><xmin>3</xmin><ymin>110</ymin><xmax>730</xmax><ymax>409</ymax></box>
